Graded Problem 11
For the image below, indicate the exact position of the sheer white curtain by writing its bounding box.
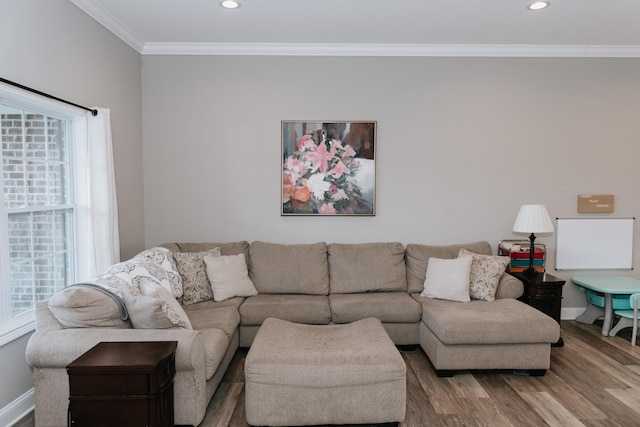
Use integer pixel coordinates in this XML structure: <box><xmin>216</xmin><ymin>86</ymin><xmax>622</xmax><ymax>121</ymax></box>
<box><xmin>75</xmin><ymin>107</ymin><xmax>120</xmax><ymax>280</ymax></box>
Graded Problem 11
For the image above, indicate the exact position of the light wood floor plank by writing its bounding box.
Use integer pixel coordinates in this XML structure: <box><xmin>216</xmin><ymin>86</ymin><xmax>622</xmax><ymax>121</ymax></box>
<box><xmin>518</xmin><ymin>391</ymin><xmax>586</xmax><ymax>427</ymax></box>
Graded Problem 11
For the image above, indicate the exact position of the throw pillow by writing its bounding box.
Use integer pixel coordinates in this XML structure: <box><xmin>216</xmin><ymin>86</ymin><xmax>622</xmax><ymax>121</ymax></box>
<box><xmin>47</xmin><ymin>286</ymin><xmax>130</xmax><ymax>328</ymax></box>
<box><xmin>204</xmin><ymin>253</ymin><xmax>258</xmax><ymax>302</ymax></box>
<box><xmin>125</xmin><ymin>278</ymin><xmax>192</xmax><ymax>329</ymax></box>
<box><xmin>421</xmin><ymin>256</ymin><xmax>473</xmax><ymax>302</ymax></box>
<box><xmin>458</xmin><ymin>248</ymin><xmax>510</xmax><ymax>301</ymax></box>
<box><xmin>132</xmin><ymin>247</ymin><xmax>184</xmax><ymax>299</ymax></box>
<box><xmin>173</xmin><ymin>248</ymin><xmax>222</xmax><ymax>305</ymax></box>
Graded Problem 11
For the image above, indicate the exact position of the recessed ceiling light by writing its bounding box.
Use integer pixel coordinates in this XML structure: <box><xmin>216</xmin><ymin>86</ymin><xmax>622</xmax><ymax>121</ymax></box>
<box><xmin>528</xmin><ymin>1</ymin><xmax>550</xmax><ymax>10</ymax></box>
<box><xmin>220</xmin><ymin>0</ymin><xmax>240</xmax><ymax>9</ymax></box>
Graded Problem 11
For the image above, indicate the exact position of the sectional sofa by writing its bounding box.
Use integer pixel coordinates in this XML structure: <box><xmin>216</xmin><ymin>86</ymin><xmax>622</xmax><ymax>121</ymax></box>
<box><xmin>26</xmin><ymin>240</ymin><xmax>560</xmax><ymax>427</ymax></box>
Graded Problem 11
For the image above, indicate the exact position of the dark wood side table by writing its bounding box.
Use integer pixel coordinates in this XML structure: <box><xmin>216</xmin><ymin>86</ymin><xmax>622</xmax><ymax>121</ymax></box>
<box><xmin>511</xmin><ymin>272</ymin><xmax>565</xmax><ymax>347</ymax></box>
<box><xmin>67</xmin><ymin>341</ymin><xmax>177</xmax><ymax>427</ymax></box>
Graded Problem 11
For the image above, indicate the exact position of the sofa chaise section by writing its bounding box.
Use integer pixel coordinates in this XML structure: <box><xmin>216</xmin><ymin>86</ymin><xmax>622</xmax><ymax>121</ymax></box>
<box><xmin>405</xmin><ymin>242</ymin><xmax>559</xmax><ymax>375</ymax></box>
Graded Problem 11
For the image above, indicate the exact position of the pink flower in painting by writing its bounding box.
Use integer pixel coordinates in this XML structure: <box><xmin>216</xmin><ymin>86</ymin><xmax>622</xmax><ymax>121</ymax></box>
<box><xmin>293</xmin><ymin>186</ymin><xmax>311</xmax><ymax>203</ymax></box>
<box><xmin>328</xmin><ymin>184</ymin><xmax>338</xmax><ymax>196</ymax></box>
<box><xmin>305</xmin><ymin>143</ymin><xmax>336</xmax><ymax>174</ymax></box>
<box><xmin>298</xmin><ymin>134</ymin><xmax>315</xmax><ymax>150</ymax></box>
<box><xmin>285</xmin><ymin>156</ymin><xmax>307</xmax><ymax>183</ymax></box>
<box><xmin>342</xmin><ymin>144</ymin><xmax>356</xmax><ymax>158</ymax></box>
<box><xmin>327</xmin><ymin>160</ymin><xmax>349</xmax><ymax>179</ymax></box>
<box><xmin>319</xmin><ymin>203</ymin><xmax>337</xmax><ymax>214</ymax></box>
<box><xmin>282</xmin><ymin>173</ymin><xmax>295</xmax><ymax>203</ymax></box>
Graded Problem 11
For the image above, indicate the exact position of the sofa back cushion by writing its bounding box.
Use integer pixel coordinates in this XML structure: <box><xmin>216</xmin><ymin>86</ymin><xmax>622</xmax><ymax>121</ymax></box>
<box><xmin>328</xmin><ymin>242</ymin><xmax>406</xmax><ymax>293</ymax></box>
<box><xmin>161</xmin><ymin>241</ymin><xmax>250</xmax><ymax>266</ymax></box>
<box><xmin>249</xmin><ymin>241</ymin><xmax>329</xmax><ymax>295</ymax></box>
<box><xmin>405</xmin><ymin>241</ymin><xmax>492</xmax><ymax>294</ymax></box>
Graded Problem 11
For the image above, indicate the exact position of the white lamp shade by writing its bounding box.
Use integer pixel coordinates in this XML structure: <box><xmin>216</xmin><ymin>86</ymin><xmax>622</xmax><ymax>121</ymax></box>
<box><xmin>512</xmin><ymin>204</ymin><xmax>554</xmax><ymax>234</ymax></box>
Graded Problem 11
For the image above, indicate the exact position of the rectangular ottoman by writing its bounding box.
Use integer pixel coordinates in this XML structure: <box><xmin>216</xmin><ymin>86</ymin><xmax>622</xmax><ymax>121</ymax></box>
<box><xmin>244</xmin><ymin>317</ymin><xmax>406</xmax><ymax>426</ymax></box>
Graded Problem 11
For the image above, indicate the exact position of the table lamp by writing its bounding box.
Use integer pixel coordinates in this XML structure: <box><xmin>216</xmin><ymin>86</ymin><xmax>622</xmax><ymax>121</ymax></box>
<box><xmin>512</xmin><ymin>204</ymin><xmax>554</xmax><ymax>278</ymax></box>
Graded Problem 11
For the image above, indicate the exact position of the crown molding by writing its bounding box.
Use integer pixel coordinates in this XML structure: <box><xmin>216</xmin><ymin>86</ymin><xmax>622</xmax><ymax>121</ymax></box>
<box><xmin>69</xmin><ymin>1</ymin><xmax>640</xmax><ymax>58</ymax></box>
<box><xmin>69</xmin><ymin>0</ymin><xmax>145</xmax><ymax>53</ymax></box>
<box><xmin>141</xmin><ymin>42</ymin><xmax>640</xmax><ymax>57</ymax></box>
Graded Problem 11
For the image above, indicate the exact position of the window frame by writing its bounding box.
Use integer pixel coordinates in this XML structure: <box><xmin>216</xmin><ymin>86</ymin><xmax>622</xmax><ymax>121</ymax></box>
<box><xmin>0</xmin><ymin>83</ymin><xmax>85</xmax><ymax>346</ymax></box>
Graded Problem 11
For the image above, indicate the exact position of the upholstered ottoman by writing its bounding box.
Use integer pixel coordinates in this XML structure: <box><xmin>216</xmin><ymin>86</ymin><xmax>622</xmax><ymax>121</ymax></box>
<box><xmin>244</xmin><ymin>317</ymin><xmax>406</xmax><ymax>426</ymax></box>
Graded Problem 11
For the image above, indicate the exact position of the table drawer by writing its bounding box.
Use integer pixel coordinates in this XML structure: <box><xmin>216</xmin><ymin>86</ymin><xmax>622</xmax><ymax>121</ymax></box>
<box><xmin>585</xmin><ymin>289</ymin><xmax>631</xmax><ymax>310</ymax></box>
<box><xmin>527</xmin><ymin>284</ymin><xmax>562</xmax><ymax>298</ymax></box>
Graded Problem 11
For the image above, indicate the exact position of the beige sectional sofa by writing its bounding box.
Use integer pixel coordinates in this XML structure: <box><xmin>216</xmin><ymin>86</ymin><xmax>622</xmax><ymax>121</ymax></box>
<box><xmin>26</xmin><ymin>240</ymin><xmax>560</xmax><ymax>427</ymax></box>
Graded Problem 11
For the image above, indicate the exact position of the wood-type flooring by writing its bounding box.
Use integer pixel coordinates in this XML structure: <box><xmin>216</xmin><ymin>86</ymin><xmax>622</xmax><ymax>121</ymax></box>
<box><xmin>14</xmin><ymin>320</ymin><xmax>640</xmax><ymax>427</ymax></box>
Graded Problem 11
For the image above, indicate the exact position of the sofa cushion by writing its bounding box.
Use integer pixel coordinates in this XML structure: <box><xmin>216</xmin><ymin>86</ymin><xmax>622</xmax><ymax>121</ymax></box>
<box><xmin>459</xmin><ymin>248</ymin><xmax>510</xmax><ymax>301</ymax></box>
<box><xmin>239</xmin><ymin>294</ymin><xmax>331</xmax><ymax>326</ymax></box>
<box><xmin>173</xmin><ymin>248</ymin><xmax>221</xmax><ymax>305</ymax></box>
<box><xmin>413</xmin><ymin>295</ymin><xmax>559</xmax><ymax>344</ymax></box>
<box><xmin>200</xmin><ymin>328</ymin><xmax>230</xmax><ymax>380</ymax></box>
<box><xmin>204</xmin><ymin>254</ymin><xmax>257</xmax><ymax>302</ymax></box>
<box><xmin>249</xmin><ymin>242</ymin><xmax>329</xmax><ymax>295</ymax></box>
<box><xmin>329</xmin><ymin>292</ymin><xmax>422</xmax><ymax>324</ymax></box>
<box><xmin>47</xmin><ymin>286</ymin><xmax>130</xmax><ymax>329</ymax></box>
<box><xmin>183</xmin><ymin>305</ymin><xmax>240</xmax><ymax>340</ymax></box>
<box><xmin>161</xmin><ymin>241</ymin><xmax>250</xmax><ymax>265</ymax></box>
<box><xmin>421</xmin><ymin>256</ymin><xmax>472</xmax><ymax>302</ymax></box>
<box><xmin>405</xmin><ymin>241</ymin><xmax>492</xmax><ymax>293</ymax></box>
<box><xmin>328</xmin><ymin>242</ymin><xmax>407</xmax><ymax>293</ymax></box>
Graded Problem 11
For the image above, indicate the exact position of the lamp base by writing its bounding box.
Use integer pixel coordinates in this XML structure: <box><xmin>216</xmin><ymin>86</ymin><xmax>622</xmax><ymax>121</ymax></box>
<box><xmin>525</xmin><ymin>232</ymin><xmax>538</xmax><ymax>279</ymax></box>
<box><xmin>522</xmin><ymin>267</ymin><xmax>539</xmax><ymax>279</ymax></box>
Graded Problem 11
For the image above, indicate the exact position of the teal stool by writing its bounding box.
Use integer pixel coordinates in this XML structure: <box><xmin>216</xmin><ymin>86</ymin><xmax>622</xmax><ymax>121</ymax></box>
<box><xmin>611</xmin><ymin>293</ymin><xmax>640</xmax><ymax>345</ymax></box>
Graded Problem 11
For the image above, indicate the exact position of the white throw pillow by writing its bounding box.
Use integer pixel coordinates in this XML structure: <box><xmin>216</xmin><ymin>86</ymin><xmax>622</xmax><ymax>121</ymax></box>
<box><xmin>421</xmin><ymin>256</ymin><xmax>473</xmax><ymax>302</ymax></box>
<box><xmin>47</xmin><ymin>286</ymin><xmax>130</xmax><ymax>329</ymax></box>
<box><xmin>204</xmin><ymin>253</ymin><xmax>257</xmax><ymax>302</ymax></box>
<box><xmin>126</xmin><ymin>278</ymin><xmax>192</xmax><ymax>329</ymax></box>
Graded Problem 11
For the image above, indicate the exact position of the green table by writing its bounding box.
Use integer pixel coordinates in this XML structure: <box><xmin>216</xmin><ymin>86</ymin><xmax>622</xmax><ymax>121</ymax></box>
<box><xmin>572</xmin><ymin>275</ymin><xmax>640</xmax><ymax>336</ymax></box>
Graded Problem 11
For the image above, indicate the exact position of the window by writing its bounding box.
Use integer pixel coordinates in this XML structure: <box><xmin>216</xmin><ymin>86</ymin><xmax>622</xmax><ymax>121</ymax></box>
<box><xmin>0</xmin><ymin>93</ymin><xmax>81</xmax><ymax>343</ymax></box>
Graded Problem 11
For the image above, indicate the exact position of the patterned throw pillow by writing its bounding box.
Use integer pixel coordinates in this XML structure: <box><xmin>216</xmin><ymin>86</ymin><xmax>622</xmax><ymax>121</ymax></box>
<box><xmin>458</xmin><ymin>248</ymin><xmax>510</xmax><ymax>301</ymax></box>
<box><xmin>173</xmin><ymin>248</ymin><xmax>222</xmax><ymax>305</ymax></box>
<box><xmin>132</xmin><ymin>247</ymin><xmax>184</xmax><ymax>299</ymax></box>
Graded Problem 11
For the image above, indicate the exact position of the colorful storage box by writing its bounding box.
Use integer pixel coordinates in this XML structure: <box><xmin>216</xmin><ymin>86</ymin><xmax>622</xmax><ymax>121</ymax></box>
<box><xmin>585</xmin><ymin>289</ymin><xmax>631</xmax><ymax>310</ymax></box>
<box><xmin>498</xmin><ymin>240</ymin><xmax>547</xmax><ymax>273</ymax></box>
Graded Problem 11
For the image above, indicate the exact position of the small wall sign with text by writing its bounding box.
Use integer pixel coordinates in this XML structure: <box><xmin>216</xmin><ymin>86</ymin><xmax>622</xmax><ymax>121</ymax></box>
<box><xmin>578</xmin><ymin>194</ymin><xmax>614</xmax><ymax>213</ymax></box>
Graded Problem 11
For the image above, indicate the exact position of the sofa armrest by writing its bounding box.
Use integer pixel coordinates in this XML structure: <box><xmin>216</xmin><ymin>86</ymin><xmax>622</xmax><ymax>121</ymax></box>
<box><xmin>495</xmin><ymin>273</ymin><xmax>524</xmax><ymax>300</ymax></box>
<box><xmin>26</xmin><ymin>327</ymin><xmax>205</xmax><ymax>373</ymax></box>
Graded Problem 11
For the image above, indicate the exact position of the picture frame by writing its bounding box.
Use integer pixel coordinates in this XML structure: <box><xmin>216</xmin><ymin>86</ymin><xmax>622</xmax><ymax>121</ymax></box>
<box><xmin>282</xmin><ymin>121</ymin><xmax>376</xmax><ymax>216</ymax></box>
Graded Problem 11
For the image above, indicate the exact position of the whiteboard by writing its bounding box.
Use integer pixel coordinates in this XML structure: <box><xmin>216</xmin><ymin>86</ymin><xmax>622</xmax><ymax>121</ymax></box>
<box><xmin>555</xmin><ymin>218</ymin><xmax>634</xmax><ymax>270</ymax></box>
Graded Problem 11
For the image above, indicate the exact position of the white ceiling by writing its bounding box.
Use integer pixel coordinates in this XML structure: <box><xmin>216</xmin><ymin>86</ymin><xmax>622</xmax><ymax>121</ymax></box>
<box><xmin>69</xmin><ymin>0</ymin><xmax>640</xmax><ymax>57</ymax></box>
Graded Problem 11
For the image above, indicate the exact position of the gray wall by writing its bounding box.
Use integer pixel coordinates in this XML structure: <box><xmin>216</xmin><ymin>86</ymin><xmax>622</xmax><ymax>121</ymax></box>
<box><xmin>0</xmin><ymin>0</ymin><xmax>143</xmax><ymax>415</ymax></box>
<box><xmin>142</xmin><ymin>55</ymin><xmax>640</xmax><ymax>314</ymax></box>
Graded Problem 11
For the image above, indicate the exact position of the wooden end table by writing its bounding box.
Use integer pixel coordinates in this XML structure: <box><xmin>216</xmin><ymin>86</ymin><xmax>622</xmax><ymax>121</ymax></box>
<box><xmin>511</xmin><ymin>271</ymin><xmax>565</xmax><ymax>347</ymax></box>
<box><xmin>67</xmin><ymin>341</ymin><xmax>177</xmax><ymax>427</ymax></box>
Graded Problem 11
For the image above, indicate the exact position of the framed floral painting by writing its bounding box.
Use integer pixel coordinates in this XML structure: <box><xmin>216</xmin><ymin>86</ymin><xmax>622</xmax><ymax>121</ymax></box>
<box><xmin>282</xmin><ymin>121</ymin><xmax>376</xmax><ymax>216</ymax></box>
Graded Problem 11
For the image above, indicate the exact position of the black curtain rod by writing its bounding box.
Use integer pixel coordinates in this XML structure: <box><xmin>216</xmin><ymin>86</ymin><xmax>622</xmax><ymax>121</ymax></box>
<box><xmin>0</xmin><ymin>77</ymin><xmax>98</xmax><ymax>116</ymax></box>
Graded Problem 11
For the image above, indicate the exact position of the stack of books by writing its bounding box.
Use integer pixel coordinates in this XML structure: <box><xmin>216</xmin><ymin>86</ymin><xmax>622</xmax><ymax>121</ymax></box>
<box><xmin>498</xmin><ymin>240</ymin><xmax>546</xmax><ymax>273</ymax></box>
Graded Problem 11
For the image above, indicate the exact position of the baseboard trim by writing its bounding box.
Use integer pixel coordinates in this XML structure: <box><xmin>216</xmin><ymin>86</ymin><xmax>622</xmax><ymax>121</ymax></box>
<box><xmin>562</xmin><ymin>307</ymin><xmax>588</xmax><ymax>321</ymax></box>
<box><xmin>1</xmin><ymin>388</ymin><xmax>34</xmax><ymax>427</ymax></box>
